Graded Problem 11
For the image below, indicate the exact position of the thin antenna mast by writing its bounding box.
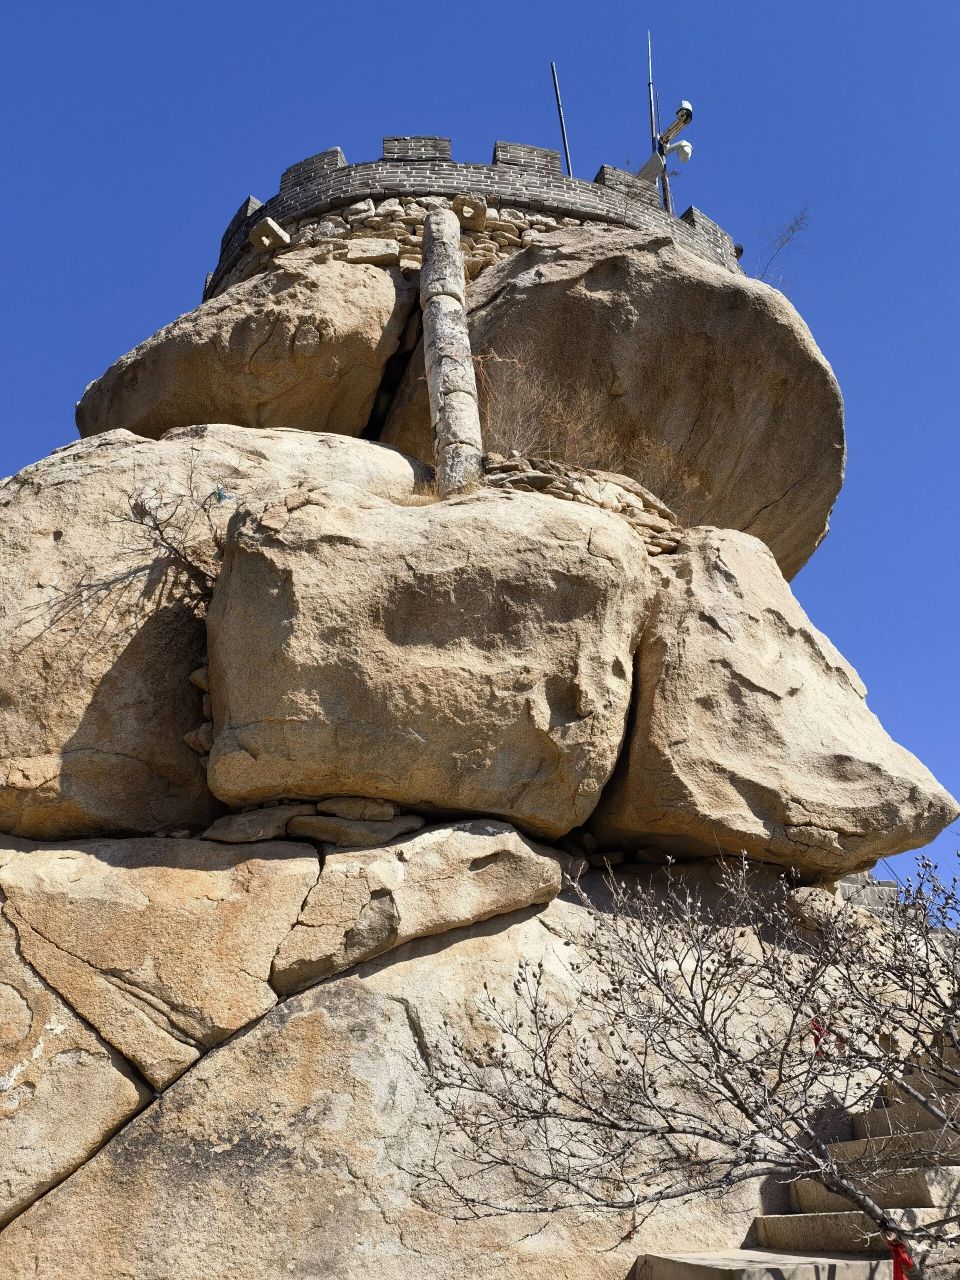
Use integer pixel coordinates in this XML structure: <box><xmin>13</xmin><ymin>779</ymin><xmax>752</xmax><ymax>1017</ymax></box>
<box><xmin>647</xmin><ymin>32</ymin><xmax>658</xmax><ymax>155</ymax></box>
<box><xmin>646</xmin><ymin>33</ymin><xmax>670</xmax><ymax>212</ymax></box>
<box><xmin>551</xmin><ymin>61</ymin><xmax>574</xmax><ymax>177</ymax></box>
<box><xmin>656</xmin><ymin>89</ymin><xmax>674</xmax><ymax>214</ymax></box>
<box><xmin>646</xmin><ymin>34</ymin><xmax>695</xmax><ymax>213</ymax></box>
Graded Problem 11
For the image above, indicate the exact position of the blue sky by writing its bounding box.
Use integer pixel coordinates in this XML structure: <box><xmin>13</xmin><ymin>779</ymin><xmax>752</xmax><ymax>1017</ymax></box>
<box><xmin>1</xmin><ymin>2</ymin><xmax>956</xmax><ymax>875</ymax></box>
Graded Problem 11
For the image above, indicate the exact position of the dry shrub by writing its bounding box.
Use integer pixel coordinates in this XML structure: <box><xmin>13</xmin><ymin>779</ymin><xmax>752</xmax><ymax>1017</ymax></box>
<box><xmin>473</xmin><ymin>345</ymin><xmax>670</xmax><ymax>483</ymax></box>
<box><xmin>389</xmin><ymin>475</ymin><xmax>443</xmax><ymax>507</ymax></box>
<box><xmin>409</xmin><ymin>343</ymin><xmax>684</xmax><ymax>506</ymax></box>
<box><xmin>474</xmin><ymin>348</ymin><xmax>625</xmax><ymax>471</ymax></box>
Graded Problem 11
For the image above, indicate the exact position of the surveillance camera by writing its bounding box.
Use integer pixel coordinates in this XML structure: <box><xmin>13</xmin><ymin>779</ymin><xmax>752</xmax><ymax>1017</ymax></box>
<box><xmin>659</xmin><ymin>101</ymin><xmax>694</xmax><ymax>146</ymax></box>
<box><xmin>666</xmin><ymin>140</ymin><xmax>693</xmax><ymax>163</ymax></box>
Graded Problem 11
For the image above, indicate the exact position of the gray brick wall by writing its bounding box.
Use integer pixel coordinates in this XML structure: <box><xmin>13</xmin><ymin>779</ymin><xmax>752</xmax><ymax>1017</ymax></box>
<box><xmin>492</xmin><ymin>141</ymin><xmax>562</xmax><ymax>175</ymax></box>
<box><xmin>383</xmin><ymin>136</ymin><xmax>452</xmax><ymax>161</ymax></box>
<box><xmin>219</xmin><ymin>195</ymin><xmax>262</xmax><ymax>256</ymax></box>
<box><xmin>279</xmin><ymin>147</ymin><xmax>347</xmax><ymax>195</ymax></box>
<box><xmin>206</xmin><ymin>135</ymin><xmax>740</xmax><ymax>297</ymax></box>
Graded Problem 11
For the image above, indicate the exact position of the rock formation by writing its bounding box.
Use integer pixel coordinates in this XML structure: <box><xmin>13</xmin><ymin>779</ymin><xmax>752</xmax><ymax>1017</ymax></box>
<box><xmin>382</xmin><ymin>227</ymin><xmax>844</xmax><ymax>579</ymax></box>
<box><xmin>0</xmin><ymin>133</ymin><xmax>955</xmax><ymax>1276</ymax></box>
<box><xmin>75</xmin><ymin>254</ymin><xmax>416</xmax><ymax>440</ymax></box>
<box><xmin>0</xmin><ymin>424</ymin><xmax>428</xmax><ymax>838</ymax></box>
<box><xmin>591</xmin><ymin>527</ymin><xmax>957</xmax><ymax>875</ymax></box>
<box><xmin>205</xmin><ymin>484</ymin><xmax>650</xmax><ymax>836</ymax></box>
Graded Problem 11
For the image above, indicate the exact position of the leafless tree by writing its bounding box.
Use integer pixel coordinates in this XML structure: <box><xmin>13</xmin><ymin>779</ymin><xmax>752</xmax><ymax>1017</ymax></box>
<box><xmin>755</xmin><ymin>207</ymin><xmax>810</xmax><ymax>286</ymax></box>
<box><xmin>419</xmin><ymin>856</ymin><xmax>959</xmax><ymax>1274</ymax></box>
<box><xmin>19</xmin><ymin>448</ymin><xmax>230</xmax><ymax>665</ymax></box>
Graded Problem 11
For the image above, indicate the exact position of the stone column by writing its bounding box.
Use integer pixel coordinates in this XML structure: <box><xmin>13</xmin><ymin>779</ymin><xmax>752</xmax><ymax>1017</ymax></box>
<box><xmin>420</xmin><ymin>209</ymin><xmax>483</xmax><ymax>495</ymax></box>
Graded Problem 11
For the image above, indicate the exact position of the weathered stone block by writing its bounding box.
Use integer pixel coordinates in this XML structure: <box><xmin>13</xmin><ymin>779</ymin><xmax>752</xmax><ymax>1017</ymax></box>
<box><xmin>248</xmin><ymin>217</ymin><xmax>291</xmax><ymax>252</ymax></box>
<box><xmin>344</xmin><ymin>238</ymin><xmax>400</xmax><ymax>265</ymax></box>
<box><xmin>207</xmin><ymin>486</ymin><xmax>652</xmax><ymax>837</ymax></box>
<box><xmin>77</xmin><ymin>251</ymin><xmax>417</xmax><ymax>440</ymax></box>
<box><xmin>0</xmin><ymin>426</ymin><xmax>430</xmax><ymax>839</ymax></box>
<box><xmin>592</xmin><ymin>527</ymin><xmax>960</xmax><ymax>876</ymax></box>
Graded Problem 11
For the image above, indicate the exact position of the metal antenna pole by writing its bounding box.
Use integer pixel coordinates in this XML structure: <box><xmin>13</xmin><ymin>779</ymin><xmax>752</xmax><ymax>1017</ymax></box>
<box><xmin>656</xmin><ymin>89</ymin><xmax>674</xmax><ymax>214</ymax></box>
<box><xmin>647</xmin><ymin>32</ymin><xmax>658</xmax><ymax>156</ymax></box>
<box><xmin>646</xmin><ymin>32</ymin><xmax>668</xmax><ymax>212</ymax></box>
<box><xmin>551</xmin><ymin>61</ymin><xmax>574</xmax><ymax>177</ymax></box>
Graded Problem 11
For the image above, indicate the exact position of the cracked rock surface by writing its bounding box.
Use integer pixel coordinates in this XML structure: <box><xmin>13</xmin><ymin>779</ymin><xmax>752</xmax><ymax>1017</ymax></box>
<box><xmin>75</xmin><ymin>251</ymin><xmax>417</xmax><ymax>440</ymax></box>
<box><xmin>207</xmin><ymin>484</ymin><xmax>653</xmax><ymax>837</ymax></box>
<box><xmin>272</xmin><ymin>819</ymin><xmax>564</xmax><ymax>994</ymax></box>
<box><xmin>0</xmin><ymin>908</ymin><xmax>149</xmax><ymax>1227</ymax></box>
<box><xmin>592</xmin><ymin>527</ymin><xmax>960</xmax><ymax>874</ymax></box>
<box><xmin>0</xmin><ymin>894</ymin><xmax>760</xmax><ymax>1279</ymax></box>
<box><xmin>0</xmin><ymin>425</ymin><xmax>429</xmax><ymax>839</ymax></box>
<box><xmin>0</xmin><ymin>837</ymin><xmax>319</xmax><ymax>1087</ymax></box>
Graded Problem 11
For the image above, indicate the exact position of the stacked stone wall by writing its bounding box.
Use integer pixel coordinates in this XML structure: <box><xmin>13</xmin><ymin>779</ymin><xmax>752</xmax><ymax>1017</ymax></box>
<box><xmin>204</xmin><ymin>136</ymin><xmax>740</xmax><ymax>298</ymax></box>
<box><xmin>210</xmin><ymin>193</ymin><xmax>619</xmax><ymax>295</ymax></box>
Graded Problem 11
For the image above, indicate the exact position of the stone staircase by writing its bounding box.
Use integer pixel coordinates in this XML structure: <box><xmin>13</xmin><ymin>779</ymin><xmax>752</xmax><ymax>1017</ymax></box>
<box><xmin>635</xmin><ymin>1078</ymin><xmax>960</xmax><ymax>1279</ymax></box>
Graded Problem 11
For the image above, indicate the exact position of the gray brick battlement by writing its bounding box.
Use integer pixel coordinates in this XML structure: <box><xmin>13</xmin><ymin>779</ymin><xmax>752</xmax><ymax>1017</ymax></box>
<box><xmin>205</xmin><ymin>136</ymin><xmax>739</xmax><ymax>298</ymax></box>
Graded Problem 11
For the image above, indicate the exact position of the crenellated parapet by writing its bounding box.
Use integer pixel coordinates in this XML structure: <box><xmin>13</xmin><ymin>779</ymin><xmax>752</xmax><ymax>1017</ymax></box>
<box><xmin>204</xmin><ymin>135</ymin><xmax>739</xmax><ymax>298</ymax></box>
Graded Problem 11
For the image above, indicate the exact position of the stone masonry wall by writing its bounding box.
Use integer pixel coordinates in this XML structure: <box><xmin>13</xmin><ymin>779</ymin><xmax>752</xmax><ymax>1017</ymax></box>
<box><xmin>204</xmin><ymin>136</ymin><xmax>740</xmax><ymax>298</ymax></box>
<box><xmin>210</xmin><ymin>193</ymin><xmax>617</xmax><ymax>296</ymax></box>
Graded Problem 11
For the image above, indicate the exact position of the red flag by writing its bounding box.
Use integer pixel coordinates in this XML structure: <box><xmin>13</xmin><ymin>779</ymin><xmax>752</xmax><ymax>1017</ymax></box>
<box><xmin>886</xmin><ymin>1234</ymin><xmax>914</xmax><ymax>1280</ymax></box>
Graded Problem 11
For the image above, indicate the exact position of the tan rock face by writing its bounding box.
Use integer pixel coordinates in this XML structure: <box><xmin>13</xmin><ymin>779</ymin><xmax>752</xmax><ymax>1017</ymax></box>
<box><xmin>272</xmin><ymin>819</ymin><xmax>563</xmax><ymax>994</ymax></box>
<box><xmin>0</xmin><ymin>911</ymin><xmax>148</xmax><ymax>1228</ymax></box>
<box><xmin>0</xmin><ymin>898</ymin><xmax>760</xmax><ymax>1279</ymax></box>
<box><xmin>285</xmin><ymin>812</ymin><xmax>426</xmax><ymax>847</ymax></box>
<box><xmin>206</xmin><ymin>485</ymin><xmax>652</xmax><ymax>837</ymax></box>
<box><xmin>592</xmin><ymin>527</ymin><xmax>959</xmax><ymax>875</ymax></box>
<box><xmin>0</xmin><ymin>837</ymin><xmax>319</xmax><ymax>1087</ymax></box>
<box><xmin>382</xmin><ymin>227</ymin><xmax>845</xmax><ymax>579</ymax></box>
<box><xmin>76</xmin><ymin>252</ymin><xmax>417</xmax><ymax>440</ymax></box>
<box><xmin>0</xmin><ymin>425</ymin><xmax>429</xmax><ymax>839</ymax></box>
<box><xmin>200</xmin><ymin>803</ymin><xmax>316</xmax><ymax>842</ymax></box>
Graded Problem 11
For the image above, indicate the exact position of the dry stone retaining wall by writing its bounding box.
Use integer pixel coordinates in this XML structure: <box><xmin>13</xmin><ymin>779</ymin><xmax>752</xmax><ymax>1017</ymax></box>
<box><xmin>205</xmin><ymin>135</ymin><xmax>740</xmax><ymax>298</ymax></box>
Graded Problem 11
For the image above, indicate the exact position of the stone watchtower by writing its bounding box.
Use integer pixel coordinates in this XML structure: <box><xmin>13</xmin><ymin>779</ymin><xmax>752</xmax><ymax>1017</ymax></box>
<box><xmin>204</xmin><ymin>134</ymin><xmax>740</xmax><ymax>299</ymax></box>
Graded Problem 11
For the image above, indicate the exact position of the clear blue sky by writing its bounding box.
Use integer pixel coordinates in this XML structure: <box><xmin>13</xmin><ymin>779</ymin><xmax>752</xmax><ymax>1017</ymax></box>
<box><xmin>1</xmin><ymin>2</ymin><xmax>956</xmax><ymax>875</ymax></box>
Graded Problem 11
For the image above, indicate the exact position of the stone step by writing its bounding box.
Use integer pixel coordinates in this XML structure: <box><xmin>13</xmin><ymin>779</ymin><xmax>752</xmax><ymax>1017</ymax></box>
<box><xmin>827</xmin><ymin>1129</ymin><xmax>960</xmax><ymax>1166</ymax></box>
<box><xmin>634</xmin><ymin>1249</ymin><xmax>891</xmax><ymax>1280</ymax></box>
<box><xmin>836</xmin><ymin>876</ymin><xmax>900</xmax><ymax>912</ymax></box>
<box><xmin>884</xmin><ymin>1070</ymin><xmax>960</xmax><ymax>1105</ymax></box>
<box><xmin>895</xmin><ymin>1046</ymin><xmax>960</xmax><ymax>1090</ymax></box>
<box><xmin>790</xmin><ymin>1165</ymin><xmax>960</xmax><ymax>1213</ymax></box>
<box><xmin>854</xmin><ymin>1089</ymin><xmax>960</xmax><ymax>1137</ymax></box>
<box><xmin>898</xmin><ymin>1063</ymin><xmax>960</xmax><ymax>1095</ymax></box>
<box><xmin>755</xmin><ymin>1209</ymin><xmax>941</xmax><ymax>1254</ymax></box>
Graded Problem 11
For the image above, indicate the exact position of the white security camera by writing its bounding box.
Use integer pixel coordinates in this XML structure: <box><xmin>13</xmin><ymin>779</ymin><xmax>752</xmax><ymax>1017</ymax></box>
<box><xmin>659</xmin><ymin>101</ymin><xmax>694</xmax><ymax>146</ymax></box>
<box><xmin>666</xmin><ymin>140</ymin><xmax>693</xmax><ymax>163</ymax></box>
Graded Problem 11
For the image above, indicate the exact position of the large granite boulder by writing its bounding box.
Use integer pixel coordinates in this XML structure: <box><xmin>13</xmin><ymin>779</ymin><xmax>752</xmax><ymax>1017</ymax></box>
<box><xmin>382</xmin><ymin>228</ymin><xmax>844</xmax><ymax>579</ymax></box>
<box><xmin>592</xmin><ymin>528</ymin><xmax>959</xmax><ymax>876</ymax></box>
<box><xmin>0</xmin><ymin>425</ymin><xmax>429</xmax><ymax>839</ymax></box>
<box><xmin>0</xmin><ymin>909</ymin><xmax>148</xmax><ymax>1228</ymax></box>
<box><xmin>0</xmin><ymin>819</ymin><xmax>572</xmax><ymax>1250</ymax></box>
<box><xmin>0</xmin><ymin>895</ymin><xmax>764</xmax><ymax>1279</ymax></box>
<box><xmin>0</xmin><ymin>836</ymin><xmax>320</xmax><ymax>1087</ymax></box>
<box><xmin>76</xmin><ymin>251</ymin><xmax>417</xmax><ymax>440</ymax></box>
<box><xmin>207</xmin><ymin>485</ymin><xmax>652</xmax><ymax>837</ymax></box>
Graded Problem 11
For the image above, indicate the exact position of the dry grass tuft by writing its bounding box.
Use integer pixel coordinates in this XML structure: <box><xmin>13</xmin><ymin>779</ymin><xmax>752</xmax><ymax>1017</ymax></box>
<box><xmin>389</xmin><ymin>475</ymin><xmax>443</xmax><ymax>507</ymax></box>
<box><xmin>474</xmin><ymin>349</ymin><xmax>628</xmax><ymax>471</ymax></box>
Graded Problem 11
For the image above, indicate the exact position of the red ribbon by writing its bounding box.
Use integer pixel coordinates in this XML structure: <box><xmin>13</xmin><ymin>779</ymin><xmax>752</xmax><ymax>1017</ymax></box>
<box><xmin>810</xmin><ymin>1017</ymin><xmax>847</xmax><ymax>1057</ymax></box>
<box><xmin>886</xmin><ymin>1236</ymin><xmax>914</xmax><ymax>1280</ymax></box>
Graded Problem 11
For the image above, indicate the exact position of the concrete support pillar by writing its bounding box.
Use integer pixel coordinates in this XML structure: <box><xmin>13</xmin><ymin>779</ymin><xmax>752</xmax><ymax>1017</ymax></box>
<box><xmin>420</xmin><ymin>209</ymin><xmax>483</xmax><ymax>495</ymax></box>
